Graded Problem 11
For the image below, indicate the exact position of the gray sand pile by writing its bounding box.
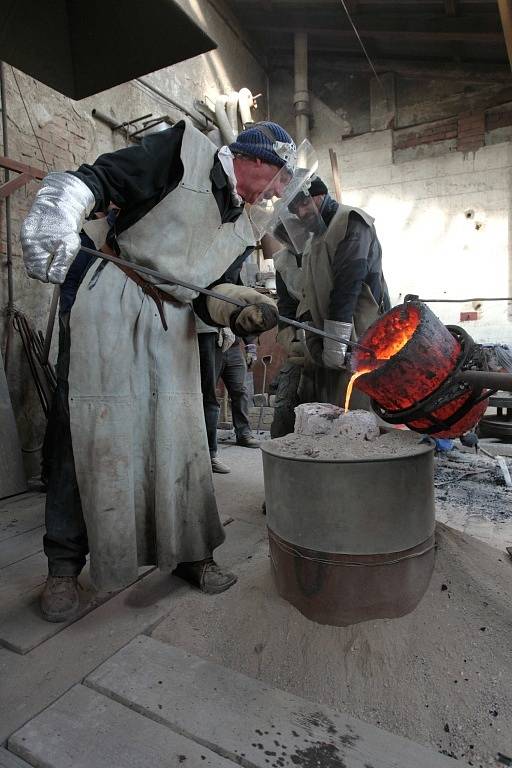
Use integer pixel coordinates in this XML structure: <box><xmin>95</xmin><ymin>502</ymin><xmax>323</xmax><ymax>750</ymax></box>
<box><xmin>265</xmin><ymin>427</ymin><xmax>429</xmax><ymax>461</ymax></box>
<box><xmin>152</xmin><ymin>523</ymin><xmax>512</xmax><ymax>767</ymax></box>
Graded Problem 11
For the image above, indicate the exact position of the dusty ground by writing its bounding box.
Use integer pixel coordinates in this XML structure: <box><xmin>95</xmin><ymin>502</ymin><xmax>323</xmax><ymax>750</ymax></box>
<box><xmin>151</xmin><ymin>439</ymin><xmax>512</xmax><ymax>768</ymax></box>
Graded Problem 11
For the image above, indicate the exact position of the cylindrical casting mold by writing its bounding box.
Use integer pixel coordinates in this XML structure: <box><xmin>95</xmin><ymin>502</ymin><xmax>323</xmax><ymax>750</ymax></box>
<box><xmin>261</xmin><ymin>435</ymin><xmax>435</xmax><ymax>626</ymax></box>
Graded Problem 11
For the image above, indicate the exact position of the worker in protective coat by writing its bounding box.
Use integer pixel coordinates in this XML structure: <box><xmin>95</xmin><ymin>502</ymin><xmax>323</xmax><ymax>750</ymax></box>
<box><xmin>21</xmin><ymin>119</ymin><xmax>301</xmax><ymax>622</ymax></box>
<box><xmin>271</xmin><ymin>176</ymin><xmax>390</xmax><ymax>436</ymax></box>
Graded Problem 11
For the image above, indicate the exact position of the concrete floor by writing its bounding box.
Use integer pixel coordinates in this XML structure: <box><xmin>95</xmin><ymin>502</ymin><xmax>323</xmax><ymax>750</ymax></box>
<box><xmin>1</xmin><ymin>433</ymin><xmax>512</xmax><ymax>767</ymax></box>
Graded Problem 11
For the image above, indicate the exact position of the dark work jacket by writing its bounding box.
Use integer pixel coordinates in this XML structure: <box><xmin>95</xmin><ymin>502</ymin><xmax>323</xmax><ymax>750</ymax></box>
<box><xmin>276</xmin><ymin>195</ymin><xmax>389</xmax><ymax>326</ymax></box>
<box><xmin>67</xmin><ymin>121</ymin><xmax>252</xmax><ymax>325</ymax></box>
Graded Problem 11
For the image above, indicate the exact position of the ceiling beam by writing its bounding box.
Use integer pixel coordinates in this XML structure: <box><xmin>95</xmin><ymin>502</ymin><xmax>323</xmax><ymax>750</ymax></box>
<box><xmin>252</xmin><ymin>26</ymin><xmax>503</xmax><ymax>44</ymax></box>
<box><xmin>302</xmin><ymin>57</ymin><xmax>511</xmax><ymax>83</ymax></box>
<box><xmin>444</xmin><ymin>0</ymin><xmax>457</xmax><ymax>14</ymax></box>
<box><xmin>271</xmin><ymin>52</ymin><xmax>511</xmax><ymax>83</ymax></box>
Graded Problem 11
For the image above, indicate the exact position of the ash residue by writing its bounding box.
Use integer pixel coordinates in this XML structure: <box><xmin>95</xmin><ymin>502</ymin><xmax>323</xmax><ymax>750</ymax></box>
<box><xmin>435</xmin><ymin>458</ymin><xmax>512</xmax><ymax>522</ymax></box>
<box><xmin>289</xmin><ymin>743</ymin><xmax>346</xmax><ymax>767</ymax></box>
<box><xmin>264</xmin><ymin>429</ymin><xmax>429</xmax><ymax>461</ymax></box>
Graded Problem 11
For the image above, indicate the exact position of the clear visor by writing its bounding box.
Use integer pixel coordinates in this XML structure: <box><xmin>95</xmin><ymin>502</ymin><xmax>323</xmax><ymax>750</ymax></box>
<box><xmin>249</xmin><ymin>139</ymin><xmax>318</xmax><ymax>240</ymax></box>
<box><xmin>274</xmin><ymin>192</ymin><xmax>326</xmax><ymax>253</ymax></box>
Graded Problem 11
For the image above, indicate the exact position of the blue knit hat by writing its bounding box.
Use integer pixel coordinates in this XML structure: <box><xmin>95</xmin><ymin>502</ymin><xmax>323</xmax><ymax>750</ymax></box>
<box><xmin>229</xmin><ymin>121</ymin><xmax>296</xmax><ymax>168</ymax></box>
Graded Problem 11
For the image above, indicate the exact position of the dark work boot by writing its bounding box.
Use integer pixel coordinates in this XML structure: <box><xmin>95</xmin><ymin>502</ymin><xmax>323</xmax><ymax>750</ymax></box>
<box><xmin>236</xmin><ymin>435</ymin><xmax>261</xmax><ymax>449</ymax></box>
<box><xmin>40</xmin><ymin>575</ymin><xmax>80</xmax><ymax>623</ymax></box>
<box><xmin>173</xmin><ymin>559</ymin><xmax>237</xmax><ymax>594</ymax></box>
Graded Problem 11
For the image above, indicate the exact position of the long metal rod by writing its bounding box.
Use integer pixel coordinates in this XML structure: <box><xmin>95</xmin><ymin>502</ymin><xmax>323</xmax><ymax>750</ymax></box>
<box><xmin>0</xmin><ymin>61</ymin><xmax>14</xmax><ymax>372</ymax></box>
<box><xmin>40</xmin><ymin>285</ymin><xmax>60</xmax><ymax>366</ymax></box>
<box><xmin>418</xmin><ymin>297</ymin><xmax>512</xmax><ymax>302</ymax></box>
<box><xmin>78</xmin><ymin>245</ymin><xmax>375</xmax><ymax>354</ymax></box>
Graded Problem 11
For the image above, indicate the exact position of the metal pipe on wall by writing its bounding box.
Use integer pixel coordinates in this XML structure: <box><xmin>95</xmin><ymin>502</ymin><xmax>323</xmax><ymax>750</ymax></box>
<box><xmin>0</xmin><ymin>61</ymin><xmax>14</xmax><ymax>371</ymax></box>
<box><xmin>294</xmin><ymin>32</ymin><xmax>310</xmax><ymax>143</ymax></box>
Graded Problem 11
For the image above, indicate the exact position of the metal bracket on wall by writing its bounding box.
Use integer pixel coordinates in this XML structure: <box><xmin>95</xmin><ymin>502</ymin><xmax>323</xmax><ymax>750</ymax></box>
<box><xmin>0</xmin><ymin>155</ymin><xmax>45</xmax><ymax>198</ymax></box>
<box><xmin>91</xmin><ymin>110</ymin><xmax>176</xmax><ymax>141</ymax></box>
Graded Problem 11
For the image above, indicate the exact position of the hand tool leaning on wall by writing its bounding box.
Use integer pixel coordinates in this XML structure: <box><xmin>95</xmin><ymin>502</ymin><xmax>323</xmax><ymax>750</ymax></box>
<box><xmin>75</xmin><ymin>244</ymin><xmax>375</xmax><ymax>356</ymax></box>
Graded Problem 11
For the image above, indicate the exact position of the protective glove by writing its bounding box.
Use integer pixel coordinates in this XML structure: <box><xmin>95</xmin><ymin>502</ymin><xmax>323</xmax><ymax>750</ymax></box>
<box><xmin>206</xmin><ymin>284</ymin><xmax>279</xmax><ymax>337</ymax></box>
<box><xmin>218</xmin><ymin>327</ymin><xmax>236</xmax><ymax>353</ymax></box>
<box><xmin>322</xmin><ymin>319</ymin><xmax>352</xmax><ymax>370</ymax></box>
<box><xmin>276</xmin><ymin>326</ymin><xmax>305</xmax><ymax>365</ymax></box>
<box><xmin>244</xmin><ymin>343</ymin><xmax>258</xmax><ymax>369</ymax></box>
<box><xmin>20</xmin><ymin>172</ymin><xmax>96</xmax><ymax>284</ymax></box>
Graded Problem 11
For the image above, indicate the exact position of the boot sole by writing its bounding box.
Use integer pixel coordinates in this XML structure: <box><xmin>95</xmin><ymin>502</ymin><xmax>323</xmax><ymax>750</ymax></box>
<box><xmin>201</xmin><ymin>574</ymin><xmax>238</xmax><ymax>594</ymax></box>
<box><xmin>41</xmin><ymin>606</ymin><xmax>81</xmax><ymax>623</ymax></box>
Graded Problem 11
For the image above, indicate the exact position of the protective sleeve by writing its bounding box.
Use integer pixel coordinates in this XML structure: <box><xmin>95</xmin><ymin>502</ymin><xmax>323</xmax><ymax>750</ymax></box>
<box><xmin>329</xmin><ymin>214</ymin><xmax>372</xmax><ymax>323</ymax></box>
<box><xmin>276</xmin><ymin>270</ymin><xmax>299</xmax><ymax>328</ymax></box>
<box><xmin>70</xmin><ymin>121</ymin><xmax>186</xmax><ymax>225</ymax></box>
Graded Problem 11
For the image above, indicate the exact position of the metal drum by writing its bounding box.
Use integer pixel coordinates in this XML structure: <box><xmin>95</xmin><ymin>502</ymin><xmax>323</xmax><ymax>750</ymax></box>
<box><xmin>261</xmin><ymin>433</ymin><xmax>435</xmax><ymax>626</ymax></box>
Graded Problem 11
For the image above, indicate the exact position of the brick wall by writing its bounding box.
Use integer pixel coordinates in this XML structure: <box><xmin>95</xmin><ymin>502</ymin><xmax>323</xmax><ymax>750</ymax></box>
<box><xmin>0</xmin><ymin>0</ymin><xmax>267</xmax><ymax>475</ymax></box>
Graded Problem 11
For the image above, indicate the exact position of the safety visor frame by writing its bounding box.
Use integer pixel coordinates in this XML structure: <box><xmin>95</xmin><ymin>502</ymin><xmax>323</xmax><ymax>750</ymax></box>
<box><xmin>249</xmin><ymin>139</ymin><xmax>318</xmax><ymax>241</ymax></box>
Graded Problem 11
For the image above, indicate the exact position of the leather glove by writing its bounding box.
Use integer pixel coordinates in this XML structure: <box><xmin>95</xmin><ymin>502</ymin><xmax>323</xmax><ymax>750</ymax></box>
<box><xmin>276</xmin><ymin>326</ymin><xmax>305</xmax><ymax>365</ymax></box>
<box><xmin>245</xmin><ymin>343</ymin><xmax>258</xmax><ymax>368</ymax></box>
<box><xmin>322</xmin><ymin>319</ymin><xmax>352</xmax><ymax>370</ymax></box>
<box><xmin>218</xmin><ymin>327</ymin><xmax>236</xmax><ymax>353</ymax></box>
<box><xmin>20</xmin><ymin>172</ymin><xmax>96</xmax><ymax>283</ymax></box>
<box><xmin>206</xmin><ymin>284</ymin><xmax>279</xmax><ymax>337</ymax></box>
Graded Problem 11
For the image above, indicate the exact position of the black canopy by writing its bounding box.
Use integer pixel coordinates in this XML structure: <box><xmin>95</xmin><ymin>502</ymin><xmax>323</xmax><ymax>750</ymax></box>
<box><xmin>0</xmin><ymin>0</ymin><xmax>217</xmax><ymax>100</ymax></box>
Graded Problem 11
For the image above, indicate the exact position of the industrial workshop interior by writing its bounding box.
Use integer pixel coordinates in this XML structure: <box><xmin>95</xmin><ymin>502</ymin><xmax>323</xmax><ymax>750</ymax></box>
<box><xmin>1</xmin><ymin>0</ymin><xmax>512</xmax><ymax>766</ymax></box>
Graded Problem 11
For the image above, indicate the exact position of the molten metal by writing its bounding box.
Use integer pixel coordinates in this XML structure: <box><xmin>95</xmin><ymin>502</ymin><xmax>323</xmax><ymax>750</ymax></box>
<box><xmin>349</xmin><ymin>301</ymin><xmax>489</xmax><ymax>438</ymax></box>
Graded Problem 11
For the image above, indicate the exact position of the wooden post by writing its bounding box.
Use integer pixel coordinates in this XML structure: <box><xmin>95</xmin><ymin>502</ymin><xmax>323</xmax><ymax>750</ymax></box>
<box><xmin>329</xmin><ymin>148</ymin><xmax>342</xmax><ymax>202</ymax></box>
<box><xmin>498</xmin><ymin>0</ymin><xmax>512</xmax><ymax>72</ymax></box>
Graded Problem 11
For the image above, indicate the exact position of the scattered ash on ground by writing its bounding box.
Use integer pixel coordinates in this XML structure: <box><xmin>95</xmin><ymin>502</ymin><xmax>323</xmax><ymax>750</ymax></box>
<box><xmin>435</xmin><ymin>454</ymin><xmax>512</xmax><ymax>521</ymax></box>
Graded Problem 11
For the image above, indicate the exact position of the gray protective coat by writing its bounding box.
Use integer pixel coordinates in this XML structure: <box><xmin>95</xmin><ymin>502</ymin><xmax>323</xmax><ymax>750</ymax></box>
<box><xmin>68</xmin><ymin>121</ymin><xmax>255</xmax><ymax>591</ymax></box>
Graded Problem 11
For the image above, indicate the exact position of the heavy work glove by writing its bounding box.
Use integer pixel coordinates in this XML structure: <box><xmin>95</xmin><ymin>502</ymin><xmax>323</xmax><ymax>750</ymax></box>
<box><xmin>244</xmin><ymin>343</ymin><xmax>258</xmax><ymax>369</ymax></box>
<box><xmin>276</xmin><ymin>326</ymin><xmax>305</xmax><ymax>365</ymax></box>
<box><xmin>322</xmin><ymin>319</ymin><xmax>352</xmax><ymax>370</ymax></box>
<box><xmin>206</xmin><ymin>284</ymin><xmax>279</xmax><ymax>337</ymax></box>
<box><xmin>218</xmin><ymin>327</ymin><xmax>236</xmax><ymax>353</ymax></box>
<box><xmin>20</xmin><ymin>172</ymin><xmax>96</xmax><ymax>283</ymax></box>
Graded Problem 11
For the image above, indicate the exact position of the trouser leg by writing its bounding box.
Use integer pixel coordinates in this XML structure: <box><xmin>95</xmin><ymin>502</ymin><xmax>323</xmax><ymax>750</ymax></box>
<box><xmin>198</xmin><ymin>333</ymin><xmax>221</xmax><ymax>456</ymax></box>
<box><xmin>270</xmin><ymin>362</ymin><xmax>302</xmax><ymax>438</ymax></box>
<box><xmin>43</xmin><ymin>313</ymin><xmax>89</xmax><ymax>576</ymax></box>
<box><xmin>221</xmin><ymin>344</ymin><xmax>252</xmax><ymax>439</ymax></box>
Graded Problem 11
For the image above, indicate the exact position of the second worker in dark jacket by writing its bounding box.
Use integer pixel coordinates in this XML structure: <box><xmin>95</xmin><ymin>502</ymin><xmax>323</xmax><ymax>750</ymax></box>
<box><xmin>272</xmin><ymin>176</ymin><xmax>390</xmax><ymax>433</ymax></box>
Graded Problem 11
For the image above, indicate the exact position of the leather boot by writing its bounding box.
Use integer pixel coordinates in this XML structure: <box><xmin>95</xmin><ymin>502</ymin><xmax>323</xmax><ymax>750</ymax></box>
<box><xmin>173</xmin><ymin>559</ymin><xmax>237</xmax><ymax>594</ymax></box>
<box><xmin>211</xmin><ymin>456</ymin><xmax>231</xmax><ymax>473</ymax></box>
<box><xmin>236</xmin><ymin>435</ymin><xmax>260</xmax><ymax>448</ymax></box>
<box><xmin>40</xmin><ymin>575</ymin><xmax>80</xmax><ymax>623</ymax></box>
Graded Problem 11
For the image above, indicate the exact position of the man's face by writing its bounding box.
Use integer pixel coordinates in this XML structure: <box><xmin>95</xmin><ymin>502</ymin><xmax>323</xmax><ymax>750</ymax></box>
<box><xmin>289</xmin><ymin>194</ymin><xmax>325</xmax><ymax>233</ymax></box>
<box><xmin>233</xmin><ymin>156</ymin><xmax>289</xmax><ymax>204</ymax></box>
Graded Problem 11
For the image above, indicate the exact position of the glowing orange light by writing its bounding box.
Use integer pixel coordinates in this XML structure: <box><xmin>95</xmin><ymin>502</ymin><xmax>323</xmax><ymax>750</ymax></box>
<box><xmin>344</xmin><ymin>369</ymin><xmax>371</xmax><ymax>412</ymax></box>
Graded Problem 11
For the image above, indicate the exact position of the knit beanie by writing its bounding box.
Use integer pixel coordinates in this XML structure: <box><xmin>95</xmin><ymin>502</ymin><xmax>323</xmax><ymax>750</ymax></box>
<box><xmin>308</xmin><ymin>176</ymin><xmax>328</xmax><ymax>197</ymax></box>
<box><xmin>229</xmin><ymin>122</ymin><xmax>296</xmax><ymax>167</ymax></box>
<box><xmin>288</xmin><ymin>175</ymin><xmax>328</xmax><ymax>213</ymax></box>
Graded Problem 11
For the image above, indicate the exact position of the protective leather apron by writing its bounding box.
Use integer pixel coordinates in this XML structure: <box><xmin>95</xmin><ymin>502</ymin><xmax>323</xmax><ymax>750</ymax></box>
<box><xmin>68</xmin><ymin>120</ymin><xmax>255</xmax><ymax>591</ymax></box>
<box><xmin>297</xmin><ymin>205</ymin><xmax>385</xmax><ymax>410</ymax></box>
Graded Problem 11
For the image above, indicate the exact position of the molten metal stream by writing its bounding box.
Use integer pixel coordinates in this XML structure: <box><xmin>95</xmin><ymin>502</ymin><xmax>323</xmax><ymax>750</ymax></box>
<box><xmin>344</xmin><ymin>311</ymin><xmax>420</xmax><ymax>411</ymax></box>
<box><xmin>344</xmin><ymin>370</ymin><xmax>370</xmax><ymax>412</ymax></box>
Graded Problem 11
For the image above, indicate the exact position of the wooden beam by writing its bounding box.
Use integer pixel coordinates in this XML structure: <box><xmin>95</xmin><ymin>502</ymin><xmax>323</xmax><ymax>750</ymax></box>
<box><xmin>445</xmin><ymin>0</ymin><xmax>457</xmax><ymax>14</ymax></box>
<box><xmin>0</xmin><ymin>155</ymin><xmax>45</xmax><ymax>179</ymax></box>
<box><xmin>498</xmin><ymin>0</ymin><xmax>512</xmax><ymax>72</ymax></box>
<box><xmin>272</xmin><ymin>53</ymin><xmax>511</xmax><ymax>83</ymax></box>
<box><xmin>260</xmin><ymin>26</ymin><xmax>503</xmax><ymax>43</ymax></box>
<box><xmin>0</xmin><ymin>173</ymin><xmax>32</xmax><ymax>199</ymax></box>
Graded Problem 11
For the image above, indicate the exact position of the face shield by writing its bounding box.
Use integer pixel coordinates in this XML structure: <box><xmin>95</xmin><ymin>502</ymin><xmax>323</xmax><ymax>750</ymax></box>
<box><xmin>249</xmin><ymin>139</ymin><xmax>319</xmax><ymax>242</ymax></box>
<box><xmin>276</xmin><ymin>187</ymin><xmax>326</xmax><ymax>253</ymax></box>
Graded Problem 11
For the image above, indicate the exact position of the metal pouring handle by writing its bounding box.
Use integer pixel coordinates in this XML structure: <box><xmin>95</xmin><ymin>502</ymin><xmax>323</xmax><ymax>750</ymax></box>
<box><xmin>454</xmin><ymin>370</ymin><xmax>512</xmax><ymax>393</ymax></box>
<box><xmin>79</xmin><ymin>245</ymin><xmax>376</xmax><ymax>356</ymax></box>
